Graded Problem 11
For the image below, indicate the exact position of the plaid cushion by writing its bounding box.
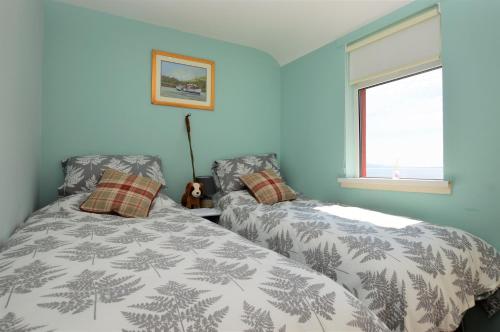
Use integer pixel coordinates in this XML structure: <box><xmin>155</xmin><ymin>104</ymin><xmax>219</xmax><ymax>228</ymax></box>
<box><xmin>80</xmin><ymin>169</ymin><xmax>162</xmax><ymax>218</ymax></box>
<box><xmin>240</xmin><ymin>169</ymin><xmax>296</xmax><ymax>204</ymax></box>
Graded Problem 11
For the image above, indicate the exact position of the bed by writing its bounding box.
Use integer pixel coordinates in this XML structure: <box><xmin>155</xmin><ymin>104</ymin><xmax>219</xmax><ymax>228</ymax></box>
<box><xmin>216</xmin><ymin>190</ymin><xmax>500</xmax><ymax>332</ymax></box>
<box><xmin>0</xmin><ymin>193</ymin><xmax>390</xmax><ymax>332</ymax></box>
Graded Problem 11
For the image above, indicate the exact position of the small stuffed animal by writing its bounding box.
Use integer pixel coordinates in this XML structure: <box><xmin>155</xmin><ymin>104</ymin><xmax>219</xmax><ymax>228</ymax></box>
<box><xmin>181</xmin><ymin>182</ymin><xmax>203</xmax><ymax>209</ymax></box>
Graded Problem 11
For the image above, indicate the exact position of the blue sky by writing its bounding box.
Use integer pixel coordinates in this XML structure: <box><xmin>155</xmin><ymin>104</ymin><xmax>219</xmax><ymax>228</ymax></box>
<box><xmin>366</xmin><ymin>68</ymin><xmax>443</xmax><ymax>168</ymax></box>
<box><xmin>161</xmin><ymin>61</ymin><xmax>207</xmax><ymax>81</ymax></box>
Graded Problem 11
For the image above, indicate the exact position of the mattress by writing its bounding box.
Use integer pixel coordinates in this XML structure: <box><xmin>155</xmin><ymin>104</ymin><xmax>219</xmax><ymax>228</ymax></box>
<box><xmin>0</xmin><ymin>193</ymin><xmax>388</xmax><ymax>332</ymax></box>
<box><xmin>216</xmin><ymin>190</ymin><xmax>500</xmax><ymax>332</ymax></box>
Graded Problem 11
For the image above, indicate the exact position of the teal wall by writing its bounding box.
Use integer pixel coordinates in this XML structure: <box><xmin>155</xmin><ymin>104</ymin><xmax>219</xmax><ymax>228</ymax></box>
<box><xmin>41</xmin><ymin>0</ymin><xmax>499</xmax><ymax>248</ymax></box>
<box><xmin>41</xmin><ymin>1</ymin><xmax>281</xmax><ymax>206</ymax></box>
<box><xmin>12</xmin><ymin>0</ymin><xmax>500</xmax><ymax>328</ymax></box>
<box><xmin>0</xmin><ymin>0</ymin><xmax>43</xmax><ymax>241</ymax></box>
<box><xmin>281</xmin><ymin>0</ymin><xmax>500</xmax><ymax>250</ymax></box>
<box><xmin>281</xmin><ymin>1</ymin><xmax>500</xmax><ymax>329</ymax></box>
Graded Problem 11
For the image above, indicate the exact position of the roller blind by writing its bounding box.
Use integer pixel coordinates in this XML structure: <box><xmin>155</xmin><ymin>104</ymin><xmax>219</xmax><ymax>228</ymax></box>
<box><xmin>347</xmin><ymin>7</ymin><xmax>441</xmax><ymax>86</ymax></box>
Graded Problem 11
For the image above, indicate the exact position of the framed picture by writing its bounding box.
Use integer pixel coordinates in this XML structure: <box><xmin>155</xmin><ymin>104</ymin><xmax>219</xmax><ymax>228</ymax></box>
<box><xmin>151</xmin><ymin>50</ymin><xmax>215</xmax><ymax>110</ymax></box>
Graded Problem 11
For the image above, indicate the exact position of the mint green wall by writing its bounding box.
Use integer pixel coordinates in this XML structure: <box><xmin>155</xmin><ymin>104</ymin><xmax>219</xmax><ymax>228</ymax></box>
<box><xmin>41</xmin><ymin>1</ymin><xmax>280</xmax><ymax>206</ymax></box>
<box><xmin>281</xmin><ymin>1</ymin><xmax>499</xmax><ymax>329</ymax></box>
<box><xmin>0</xmin><ymin>0</ymin><xmax>43</xmax><ymax>241</ymax></box>
<box><xmin>281</xmin><ymin>0</ymin><xmax>499</xmax><ymax>250</ymax></box>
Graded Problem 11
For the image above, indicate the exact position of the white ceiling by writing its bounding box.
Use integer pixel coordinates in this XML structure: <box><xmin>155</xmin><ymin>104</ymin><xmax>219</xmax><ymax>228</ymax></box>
<box><xmin>57</xmin><ymin>0</ymin><xmax>412</xmax><ymax>65</ymax></box>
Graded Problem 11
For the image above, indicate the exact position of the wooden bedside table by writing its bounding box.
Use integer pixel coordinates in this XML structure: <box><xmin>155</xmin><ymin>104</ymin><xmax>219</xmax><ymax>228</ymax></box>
<box><xmin>190</xmin><ymin>208</ymin><xmax>221</xmax><ymax>223</ymax></box>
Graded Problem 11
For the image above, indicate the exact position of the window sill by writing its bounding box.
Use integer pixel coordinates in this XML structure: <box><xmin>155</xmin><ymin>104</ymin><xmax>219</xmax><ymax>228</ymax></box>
<box><xmin>337</xmin><ymin>177</ymin><xmax>451</xmax><ymax>195</ymax></box>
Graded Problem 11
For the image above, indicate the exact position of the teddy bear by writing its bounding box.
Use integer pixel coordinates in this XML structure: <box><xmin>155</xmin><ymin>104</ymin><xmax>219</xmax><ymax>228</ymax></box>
<box><xmin>181</xmin><ymin>182</ymin><xmax>203</xmax><ymax>209</ymax></box>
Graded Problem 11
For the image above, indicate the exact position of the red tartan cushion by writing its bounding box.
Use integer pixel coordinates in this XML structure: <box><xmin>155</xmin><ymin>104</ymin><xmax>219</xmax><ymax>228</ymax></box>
<box><xmin>240</xmin><ymin>169</ymin><xmax>296</xmax><ymax>204</ymax></box>
<box><xmin>80</xmin><ymin>169</ymin><xmax>162</xmax><ymax>218</ymax></box>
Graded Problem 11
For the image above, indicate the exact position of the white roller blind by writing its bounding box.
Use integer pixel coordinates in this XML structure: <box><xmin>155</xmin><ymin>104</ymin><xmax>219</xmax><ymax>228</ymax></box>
<box><xmin>347</xmin><ymin>7</ymin><xmax>441</xmax><ymax>86</ymax></box>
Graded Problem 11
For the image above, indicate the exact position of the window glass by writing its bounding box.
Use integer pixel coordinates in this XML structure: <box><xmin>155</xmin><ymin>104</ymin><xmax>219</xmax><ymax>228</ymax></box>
<box><xmin>361</xmin><ymin>68</ymin><xmax>443</xmax><ymax>179</ymax></box>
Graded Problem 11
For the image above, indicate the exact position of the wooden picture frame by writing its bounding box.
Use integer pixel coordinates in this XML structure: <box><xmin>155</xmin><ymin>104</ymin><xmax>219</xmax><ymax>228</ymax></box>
<box><xmin>151</xmin><ymin>50</ymin><xmax>215</xmax><ymax>110</ymax></box>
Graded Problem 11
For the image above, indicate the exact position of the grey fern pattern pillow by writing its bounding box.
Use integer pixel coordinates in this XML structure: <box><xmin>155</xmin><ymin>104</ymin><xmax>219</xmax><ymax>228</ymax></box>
<box><xmin>58</xmin><ymin>155</ymin><xmax>166</xmax><ymax>196</ymax></box>
<box><xmin>212</xmin><ymin>153</ymin><xmax>280</xmax><ymax>193</ymax></box>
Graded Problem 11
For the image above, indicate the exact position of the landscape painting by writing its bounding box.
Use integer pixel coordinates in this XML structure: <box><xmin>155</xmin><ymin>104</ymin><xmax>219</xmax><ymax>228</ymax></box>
<box><xmin>161</xmin><ymin>62</ymin><xmax>207</xmax><ymax>102</ymax></box>
<box><xmin>152</xmin><ymin>50</ymin><xmax>215</xmax><ymax>110</ymax></box>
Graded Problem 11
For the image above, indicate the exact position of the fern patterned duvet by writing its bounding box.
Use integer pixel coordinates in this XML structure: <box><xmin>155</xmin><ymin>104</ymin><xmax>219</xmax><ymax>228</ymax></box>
<box><xmin>217</xmin><ymin>191</ymin><xmax>500</xmax><ymax>332</ymax></box>
<box><xmin>0</xmin><ymin>194</ymin><xmax>389</xmax><ymax>332</ymax></box>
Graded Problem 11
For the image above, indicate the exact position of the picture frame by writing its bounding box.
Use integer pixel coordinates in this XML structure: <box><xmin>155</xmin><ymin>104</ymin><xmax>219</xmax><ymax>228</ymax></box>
<box><xmin>151</xmin><ymin>50</ymin><xmax>215</xmax><ymax>110</ymax></box>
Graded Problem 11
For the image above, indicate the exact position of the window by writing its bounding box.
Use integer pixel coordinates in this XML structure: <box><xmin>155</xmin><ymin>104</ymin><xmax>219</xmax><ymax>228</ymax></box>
<box><xmin>339</xmin><ymin>6</ymin><xmax>451</xmax><ymax>194</ymax></box>
<box><xmin>359</xmin><ymin>68</ymin><xmax>443</xmax><ymax>180</ymax></box>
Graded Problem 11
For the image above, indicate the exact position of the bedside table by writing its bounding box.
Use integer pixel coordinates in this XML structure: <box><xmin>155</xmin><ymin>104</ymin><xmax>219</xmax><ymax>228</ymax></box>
<box><xmin>189</xmin><ymin>208</ymin><xmax>221</xmax><ymax>223</ymax></box>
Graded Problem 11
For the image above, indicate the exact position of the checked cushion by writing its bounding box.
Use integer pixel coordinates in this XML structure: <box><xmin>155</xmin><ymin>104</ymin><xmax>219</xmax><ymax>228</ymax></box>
<box><xmin>80</xmin><ymin>169</ymin><xmax>162</xmax><ymax>218</ymax></box>
<box><xmin>240</xmin><ymin>169</ymin><xmax>296</xmax><ymax>204</ymax></box>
